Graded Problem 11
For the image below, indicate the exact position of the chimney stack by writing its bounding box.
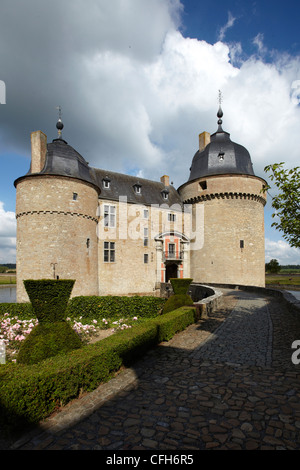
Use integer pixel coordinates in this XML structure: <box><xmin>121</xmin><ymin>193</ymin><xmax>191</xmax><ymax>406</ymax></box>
<box><xmin>30</xmin><ymin>131</ymin><xmax>47</xmax><ymax>173</ymax></box>
<box><xmin>199</xmin><ymin>132</ymin><xmax>210</xmax><ymax>152</ymax></box>
<box><xmin>160</xmin><ymin>175</ymin><xmax>169</xmax><ymax>186</ymax></box>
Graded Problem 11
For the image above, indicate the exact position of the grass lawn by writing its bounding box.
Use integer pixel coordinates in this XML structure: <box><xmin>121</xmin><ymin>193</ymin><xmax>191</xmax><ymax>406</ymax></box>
<box><xmin>0</xmin><ymin>275</ymin><xmax>16</xmax><ymax>285</ymax></box>
<box><xmin>265</xmin><ymin>273</ymin><xmax>300</xmax><ymax>286</ymax></box>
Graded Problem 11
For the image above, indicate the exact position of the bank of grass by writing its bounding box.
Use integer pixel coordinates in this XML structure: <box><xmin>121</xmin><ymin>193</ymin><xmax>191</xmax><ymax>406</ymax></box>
<box><xmin>0</xmin><ymin>275</ymin><xmax>16</xmax><ymax>285</ymax></box>
<box><xmin>265</xmin><ymin>273</ymin><xmax>300</xmax><ymax>286</ymax></box>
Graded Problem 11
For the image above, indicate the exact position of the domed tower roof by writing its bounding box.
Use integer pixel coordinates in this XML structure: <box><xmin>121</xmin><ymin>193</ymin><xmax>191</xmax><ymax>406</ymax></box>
<box><xmin>188</xmin><ymin>107</ymin><xmax>255</xmax><ymax>182</ymax></box>
<box><xmin>15</xmin><ymin>114</ymin><xmax>98</xmax><ymax>189</ymax></box>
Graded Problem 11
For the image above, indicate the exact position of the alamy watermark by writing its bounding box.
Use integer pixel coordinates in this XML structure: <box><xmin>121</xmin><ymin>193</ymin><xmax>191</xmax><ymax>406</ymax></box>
<box><xmin>291</xmin><ymin>340</ymin><xmax>300</xmax><ymax>365</ymax></box>
<box><xmin>96</xmin><ymin>197</ymin><xmax>205</xmax><ymax>251</ymax></box>
<box><xmin>0</xmin><ymin>80</ymin><xmax>6</xmax><ymax>104</ymax></box>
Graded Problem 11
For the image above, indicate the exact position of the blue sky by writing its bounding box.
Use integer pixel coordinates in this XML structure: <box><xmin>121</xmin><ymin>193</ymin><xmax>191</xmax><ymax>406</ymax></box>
<box><xmin>0</xmin><ymin>0</ymin><xmax>300</xmax><ymax>265</ymax></box>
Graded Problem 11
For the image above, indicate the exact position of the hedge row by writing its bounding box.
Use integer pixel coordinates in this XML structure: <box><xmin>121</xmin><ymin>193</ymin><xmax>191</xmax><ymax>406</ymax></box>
<box><xmin>0</xmin><ymin>296</ymin><xmax>166</xmax><ymax>322</ymax></box>
<box><xmin>0</xmin><ymin>306</ymin><xmax>196</xmax><ymax>431</ymax></box>
<box><xmin>66</xmin><ymin>295</ymin><xmax>166</xmax><ymax>321</ymax></box>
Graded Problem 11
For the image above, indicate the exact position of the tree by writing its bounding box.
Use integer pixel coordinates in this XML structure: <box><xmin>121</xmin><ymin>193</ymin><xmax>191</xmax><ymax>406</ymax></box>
<box><xmin>264</xmin><ymin>163</ymin><xmax>300</xmax><ymax>249</ymax></box>
<box><xmin>265</xmin><ymin>259</ymin><xmax>281</xmax><ymax>274</ymax></box>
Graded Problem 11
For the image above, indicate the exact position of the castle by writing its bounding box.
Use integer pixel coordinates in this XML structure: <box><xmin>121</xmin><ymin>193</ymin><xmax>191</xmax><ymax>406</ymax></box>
<box><xmin>14</xmin><ymin>107</ymin><xmax>267</xmax><ymax>302</ymax></box>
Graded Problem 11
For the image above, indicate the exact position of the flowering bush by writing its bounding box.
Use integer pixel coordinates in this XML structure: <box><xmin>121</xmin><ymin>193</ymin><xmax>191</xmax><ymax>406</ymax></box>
<box><xmin>0</xmin><ymin>313</ymin><xmax>140</xmax><ymax>363</ymax></box>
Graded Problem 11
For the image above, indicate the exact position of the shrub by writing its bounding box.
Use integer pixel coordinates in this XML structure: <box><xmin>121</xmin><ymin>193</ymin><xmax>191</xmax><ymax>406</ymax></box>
<box><xmin>0</xmin><ymin>303</ymin><xmax>33</xmax><ymax>319</ymax></box>
<box><xmin>0</xmin><ymin>306</ymin><xmax>196</xmax><ymax>431</ymax></box>
<box><xmin>66</xmin><ymin>295</ymin><xmax>165</xmax><ymax>322</ymax></box>
<box><xmin>162</xmin><ymin>293</ymin><xmax>193</xmax><ymax>314</ymax></box>
<box><xmin>170</xmin><ymin>278</ymin><xmax>193</xmax><ymax>295</ymax></box>
<box><xmin>17</xmin><ymin>322</ymin><xmax>82</xmax><ymax>365</ymax></box>
<box><xmin>23</xmin><ymin>279</ymin><xmax>75</xmax><ymax>323</ymax></box>
<box><xmin>17</xmin><ymin>279</ymin><xmax>82</xmax><ymax>365</ymax></box>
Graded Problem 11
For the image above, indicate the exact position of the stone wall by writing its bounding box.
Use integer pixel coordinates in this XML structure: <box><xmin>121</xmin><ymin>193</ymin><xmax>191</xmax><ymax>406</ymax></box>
<box><xmin>179</xmin><ymin>174</ymin><xmax>266</xmax><ymax>288</ymax></box>
<box><xmin>15</xmin><ymin>175</ymin><xmax>99</xmax><ymax>301</ymax></box>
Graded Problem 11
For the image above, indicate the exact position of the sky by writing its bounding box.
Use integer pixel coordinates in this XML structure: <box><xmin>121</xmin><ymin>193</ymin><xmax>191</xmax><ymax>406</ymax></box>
<box><xmin>0</xmin><ymin>0</ymin><xmax>300</xmax><ymax>266</ymax></box>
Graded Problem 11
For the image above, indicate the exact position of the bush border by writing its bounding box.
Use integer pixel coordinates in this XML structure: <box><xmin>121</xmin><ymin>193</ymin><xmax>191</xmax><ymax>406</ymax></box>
<box><xmin>0</xmin><ymin>306</ymin><xmax>196</xmax><ymax>430</ymax></box>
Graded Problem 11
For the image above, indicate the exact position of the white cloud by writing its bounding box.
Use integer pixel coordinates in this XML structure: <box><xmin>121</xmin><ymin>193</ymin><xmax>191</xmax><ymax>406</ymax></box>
<box><xmin>0</xmin><ymin>202</ymin><xmax>16</xmax><ymax>264</ymax></box>
<box><xmin>218</xmin><ymin>12</ymin><xmax>237</xmax><ymax>41</ymax></box>
<box><xmin>265</xmin><ymin>238</ymin><xmax>300</xmax><ymax>265</ymax></box>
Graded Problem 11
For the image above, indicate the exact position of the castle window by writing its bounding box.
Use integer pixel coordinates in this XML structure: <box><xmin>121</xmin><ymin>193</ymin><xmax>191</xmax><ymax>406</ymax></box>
<box><xmin>86</xmin><ymin>238</ymin><xmax>90</xmax><ymax>249</ymax></box>
<box><xmin>199</xmin><ymin>181</ymin><xmax>207</xmax><ymax>190</ymax></box>
<box><xmin>104</xmin><ymin>242</ymin><xmax>115</xmax><ymax>263</ymax></box>
<box><xmin>104</xmin><ymin>205</ymin><xmax>116</xmax><ymax>228</ymax></box>
<box><xmin>102</xmin><ymin>176</ymin><xmax>111</xmax><ymax>189</ymax></box>
<box><xmin>144</xmin><ymin>227</ymin><xmax>148</xmax><ymax>246</ymax></box>
<box><xmin>143</xmin><ymin>209</ymin><xmax>149</xmax><ymax>219</ymax></box>
<box><xmin>73</xmin><ymin>192</ymin><xmax>78</xmax><ymax>200</ymax></box>
<box><xmin>218</xmin><ymin>152</ymin><xmax>225</xmax><ymax>161</ymax></box>
<box><xmin>240</xmin><ymin>240</ymin><xmax>244</xmax><ymax>249</ymax></box>
<box><xmin>161</xmin><ymin>189</ymin><xmax>169</xmax><ymax>200</ymax></box>
<box><xmin>133</xmin><ymin>183</ymin><xmax>142</xmax><ymax>194</ymax></box>
<box><xmin>168</xmin><ymin>213</ymin><xmax>176</xmax><ymax>222</ymax></box>
<box><xmin>144</xmin><ymin>254</ymin><xmax>149</xmax><ymax>264</ymax></box>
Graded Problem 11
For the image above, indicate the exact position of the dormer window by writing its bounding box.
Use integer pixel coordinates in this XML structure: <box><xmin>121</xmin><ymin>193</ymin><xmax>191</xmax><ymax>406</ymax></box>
<box><xmin>102</xmin><ymin>176</ymin><xmax>111</xmax><ymax>189</ymax></box>
<box><xmin>133</xmin><ymin>183</ymin><xmax>142</xmax><ymax>194</ymax></box>
<box><xmin>161</xmin><ymin>189</ymin><xmax>169</xmax><ymax>200</ymax></box>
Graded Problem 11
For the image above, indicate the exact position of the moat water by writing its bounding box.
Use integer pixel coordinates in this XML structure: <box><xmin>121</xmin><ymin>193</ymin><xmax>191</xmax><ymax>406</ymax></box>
<box><xmin>0</xmin><ymin>285</ymin><xmax>16</xmax><ymax>303</ymax></box>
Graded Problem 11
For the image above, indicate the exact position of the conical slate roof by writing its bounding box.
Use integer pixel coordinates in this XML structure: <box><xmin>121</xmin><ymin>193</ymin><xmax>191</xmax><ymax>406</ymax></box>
<box><xmin>188</xmin><ymin>107</ymin><xmax>255</xmax><ymax>182</ymax></box>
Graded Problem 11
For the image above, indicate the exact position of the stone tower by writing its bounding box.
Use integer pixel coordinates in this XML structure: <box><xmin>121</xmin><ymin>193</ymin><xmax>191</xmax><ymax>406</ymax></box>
<box><xmin>14</xmin><ymin>118</ymin><xmax>100</xmax><ymax>302</ymax></box>
<box><xmin>178</xmin><ymin>107</ymin><xmax>267</xmax><ymax>287</ymax></box>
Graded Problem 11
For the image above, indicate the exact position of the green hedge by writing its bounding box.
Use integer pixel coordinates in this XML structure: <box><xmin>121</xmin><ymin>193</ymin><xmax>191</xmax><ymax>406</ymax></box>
<box><xmin>162</xmin><ymin>293</ymin><xmax>194</xmax><ymax>314</ymax></box>
<box><xmin>170</xmin><ymin>278</ymin><xmax>193</xmax><ymax>295</ymax></box>
<box><xmin>23</xmin><ymin>279</ymin><xmax>75</xmax><ymax>323</ymax></box>
<box><xmin>0</xmin><ymin>302</ymin><xmax>33</xmax><ymax>319</ymax></box>
<box><xmin>66</xmin><ymin>295</ymin><xmax>166</xmax><ymax>321</ymax></box>
<box><xmin>0</xmin><ymin>296</ymin><xmax>166</xmax><ymax>322</ymax></box>
<box><xmin>0</xmin><ymin>306</ymin><xmax>195</xmax><ymax>431</ymax></box>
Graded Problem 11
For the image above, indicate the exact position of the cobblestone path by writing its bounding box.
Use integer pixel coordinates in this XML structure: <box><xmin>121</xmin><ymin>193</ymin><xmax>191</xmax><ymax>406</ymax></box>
<box><xmin>5</xmin><ymin>289</ymin><xmax>300</xmax><ymax>451</ymax></box>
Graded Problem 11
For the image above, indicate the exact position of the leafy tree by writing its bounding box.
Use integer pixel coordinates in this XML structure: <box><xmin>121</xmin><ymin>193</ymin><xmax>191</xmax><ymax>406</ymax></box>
<box><xmin>265</xmin><ymin>259</ymin><xmax>281</xmax><ymax>274</ymax></box>
<box><xmin>264</xmin><ymin>163</ymin><xmax>300</xmax><ymax>249</ymax></box>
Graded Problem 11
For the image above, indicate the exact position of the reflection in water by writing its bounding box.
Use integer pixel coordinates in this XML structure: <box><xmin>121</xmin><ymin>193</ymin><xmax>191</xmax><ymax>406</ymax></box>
<box><xmin>0</xmin><ymin>286</ymin><xmax>16</xmax><ymax>303</ymax></box>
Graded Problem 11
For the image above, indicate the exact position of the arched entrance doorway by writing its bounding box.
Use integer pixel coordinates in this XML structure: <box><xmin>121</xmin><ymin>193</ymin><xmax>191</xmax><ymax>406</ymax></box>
<box><xmin>165</xmin><ymin>263</ymin><xmax>178</xmax><ymax>282</ymax></box>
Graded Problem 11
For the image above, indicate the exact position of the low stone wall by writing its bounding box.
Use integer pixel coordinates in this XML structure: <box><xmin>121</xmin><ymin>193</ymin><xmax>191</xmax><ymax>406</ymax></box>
<box><xmin>191</xmin><ymin>284</ymin><xmax>224</xmax><ymax>318</ymax></box>
<box><xmin>203</xmin><ymin>282</ymin><xmax>300</xmax><ymax>315</ymax></box>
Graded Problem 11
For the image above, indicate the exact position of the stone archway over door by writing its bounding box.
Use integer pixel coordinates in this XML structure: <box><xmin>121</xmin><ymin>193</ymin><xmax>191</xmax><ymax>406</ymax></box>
<box><xmin>166</xmin><ymin>263</ymin><xmax>178</xmax><ymax>282</ymax></box>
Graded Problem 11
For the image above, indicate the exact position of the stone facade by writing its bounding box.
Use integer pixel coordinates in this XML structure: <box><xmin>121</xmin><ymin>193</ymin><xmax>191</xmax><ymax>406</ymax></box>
<box><xmin>14</xmin><ymin>113</ymin><xmax>267</xmax><ymax>302</ymax></box>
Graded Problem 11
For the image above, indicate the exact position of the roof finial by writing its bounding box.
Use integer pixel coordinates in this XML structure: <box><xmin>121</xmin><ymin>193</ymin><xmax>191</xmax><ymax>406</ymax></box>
<box><xmin>56</xmin><ymin>105</ymin><xmax>64</xmax><ymax>139</ymax></box>
<box><xmin>217</xmin><ymin>90</ymin><xmax>223</xmax><ymax>131</ymax></box>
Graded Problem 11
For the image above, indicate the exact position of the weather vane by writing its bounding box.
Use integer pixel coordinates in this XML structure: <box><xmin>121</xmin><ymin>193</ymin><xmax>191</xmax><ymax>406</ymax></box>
<box><xmin>218</xmin><ymin>90</ymin><xmax>223</xmax><ymax>106</ymax></box>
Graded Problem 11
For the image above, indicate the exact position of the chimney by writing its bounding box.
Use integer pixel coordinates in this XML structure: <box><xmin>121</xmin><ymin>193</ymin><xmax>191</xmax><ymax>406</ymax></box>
<box><xmin>30</xmin><ymin>131</ymin><xmax>47</xmax><ymax>173</ymax></box>
<box><xmin>160</xmin><ymin>175</ymin><xmax>169</xmax><ymax>186</ymax></box>
<box><xmin>199</xmin><ymin>132</ymin><xmax>210</xmax><ymax>152</ymax></box>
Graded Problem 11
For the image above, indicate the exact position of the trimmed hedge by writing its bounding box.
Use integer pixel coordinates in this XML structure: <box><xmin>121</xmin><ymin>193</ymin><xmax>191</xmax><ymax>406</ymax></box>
<box><xmin>23</xmin><ymin>279</ymin><xmax>75</xmax><ymax>323</ymax></box>
<box><xmin>0</xmin><ymin>302</ymin><xmax>33</xmax><ymax>319</ymax></box>
<box><xmin>16</xmin><ymin>280</ymin><xmax>81</xmax><ymax>365</ymax></box>
<box><xmin>162</xmin><ymin>293</ymin><xmax>194</xmax><ymax>314</ymax></box>
<box><xmin>170</xmin><ymin>278</ymin><xmax>193</xmax><ymax>295</ymax></box>
<box><xmin>66</xmin><ymin>295</ymin><xmax>166</xmax><ymax>321</ymax></box>
<box><xmin>0</xmin><ymin>296</ymin><xmax>166</xmax><ymax>322</ymax></box>
<box><xmin>0</xmin><ymin>306</ymin><xmax>196</xmax><ymax>431</ymax></box>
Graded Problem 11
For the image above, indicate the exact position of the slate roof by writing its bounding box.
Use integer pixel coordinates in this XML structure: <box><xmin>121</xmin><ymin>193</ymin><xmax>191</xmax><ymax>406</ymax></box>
<box><xmin>93</xmin><ymin>168</ymin><xmax>183</xmax><ymax>208</ymax></box>
<box><xmin>16</xmin><ymin>137</ymin><xmax>182</xmax><ymax>208</ymax></box>
<box><xmin>188</xmin><ymin>112</ymin><xmax>255</xmax><ymax>182</ymax></box>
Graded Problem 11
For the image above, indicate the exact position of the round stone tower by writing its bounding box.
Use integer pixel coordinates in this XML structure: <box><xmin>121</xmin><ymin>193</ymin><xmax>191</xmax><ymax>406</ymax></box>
<box><xmin>14</xmin><ymin>119</ymin><xmax>100</xmax><ymax>302</ymax></box>
<box><xmin>178</xmin><ymin>107</ymin><xmax>267</xmax><ymax>287</ymax></box>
